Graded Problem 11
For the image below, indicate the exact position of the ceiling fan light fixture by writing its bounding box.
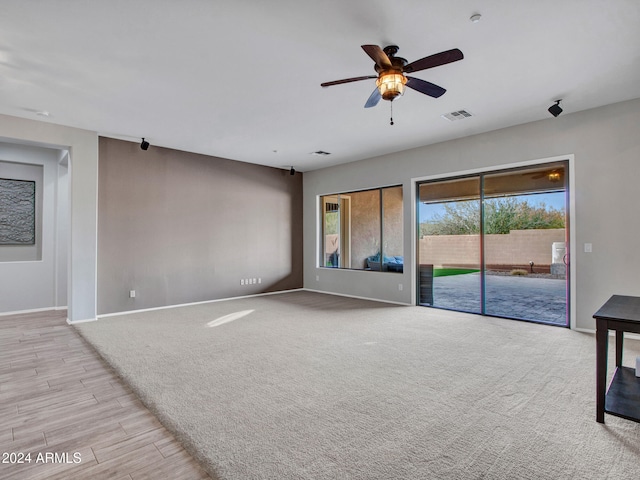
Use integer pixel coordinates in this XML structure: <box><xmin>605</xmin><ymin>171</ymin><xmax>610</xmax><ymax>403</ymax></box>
<box><xmin>376</xmin><ymin>71</ymin><xmax>407</xmax><ymax>101</ymax></box>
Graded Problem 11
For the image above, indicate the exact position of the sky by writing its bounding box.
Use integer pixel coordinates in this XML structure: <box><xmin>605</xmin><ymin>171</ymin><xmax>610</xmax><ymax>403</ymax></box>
<box><xmin>419</xmin><ymin>191</ymin><xmax>566</xmax><ymax>223</ymax></box>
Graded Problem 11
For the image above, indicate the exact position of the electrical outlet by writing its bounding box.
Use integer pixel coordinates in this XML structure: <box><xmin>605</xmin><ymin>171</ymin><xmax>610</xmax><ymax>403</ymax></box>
<box><xmin>584</xmin><ymin>243</ymin><xmax>593</xmax><ymax>253</ymax></box>
<box><xmin>258</xmin><ymin>278</ymin><xmax>262</xmax><ymax>284</ymax></box>
<box><xmin>129</xmin><ymin>290</ymin><xmax>136</xmax><ymax>298</ymax></box>
<box><xmin>240</xmin><ymin>279</ymin><xmax>244</xmax><ymax>285</ymax></box>
<box><xmin>398</xmin><ymin>284</ymin><xmax>403</xmax><ymax>291</ymax></box>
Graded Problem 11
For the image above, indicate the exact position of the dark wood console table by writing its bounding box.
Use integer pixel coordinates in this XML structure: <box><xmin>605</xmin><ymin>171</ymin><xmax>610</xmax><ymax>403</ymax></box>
<box><xmin>593</xmin><ymin>295</ymin><xmax>640</xmax><ymax>423</ymax></box>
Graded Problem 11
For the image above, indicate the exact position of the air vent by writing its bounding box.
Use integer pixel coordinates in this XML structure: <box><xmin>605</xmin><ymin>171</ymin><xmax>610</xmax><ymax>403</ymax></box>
<box><xmin>310</xmin><ymin>151</ymin><xmax>331</xmax><ymax>156</ymax></box>
<box><xmin>441</xmin><ymin>110</ymin><xmax>473</xmax><ymax>122</ymax></box>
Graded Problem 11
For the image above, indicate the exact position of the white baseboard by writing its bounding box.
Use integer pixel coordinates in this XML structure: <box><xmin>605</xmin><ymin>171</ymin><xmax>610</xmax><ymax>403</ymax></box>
<box><xmin>302</xmin><ymin>288</ymin><xmax>412</xmax><ymax>306</ymax></box>
<box><xmin>96</xmin><ymin>288</ymin><xmax>306</xmax><ymax>319</ymax></box>
<box><xmin>67</xmin><ymin>317</ymin><xmax>97</xmax><ymax>325</ymax></box>
<box><xmin>574</xmin><ymin>327</ymin><xmax>640</xmax><ymax>341</ymax></box>
<box><xmin>0</xmin><ymin>306</ymin><xmax>60</xmax><ymax>317</ymax></box>
<box><xmin>573</xmin><ymin>327</ymin><xmax>595</xmax><ymax>334</ymax></box>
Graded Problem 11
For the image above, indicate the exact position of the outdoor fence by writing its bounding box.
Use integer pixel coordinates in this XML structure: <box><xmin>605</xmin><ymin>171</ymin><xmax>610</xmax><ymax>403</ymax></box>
<box><xmin>324</xmin><ymin>228</ymin><xmax>566</xmax><ymax>272</ymax></box>
<box><xmin>419</xmin><ymin>228</ymin><xmax>565</xmax><ymax>271</ymax></box>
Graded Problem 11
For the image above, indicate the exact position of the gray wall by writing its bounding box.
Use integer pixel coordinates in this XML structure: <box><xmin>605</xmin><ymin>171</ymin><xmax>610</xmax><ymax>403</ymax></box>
<box><xmin>0</xmin><ymin>143</ymin><xmax>68</xmax><ymax>313</ymax></box>
<box><xmin>304</xmin><ymin>98</ymin><xmax>640</xmax><ymax>331</ymax></box>
<box><xmin>97</xmin><ymin>137</ymin><xmax>303</xmax><ymax>315</ymax></box>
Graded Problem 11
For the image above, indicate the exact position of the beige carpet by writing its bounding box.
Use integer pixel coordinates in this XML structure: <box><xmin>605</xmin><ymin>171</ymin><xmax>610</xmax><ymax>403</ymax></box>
<box><xmin>76</xmin><ymin>291</ymin><xmax>640</xmax><ymax>479</ymax></box>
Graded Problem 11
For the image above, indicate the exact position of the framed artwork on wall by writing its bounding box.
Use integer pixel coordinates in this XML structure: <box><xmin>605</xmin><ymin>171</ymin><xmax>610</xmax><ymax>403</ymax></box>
<box><xmin>0</xmin><ymin>178</ymin><xmax>36</xmax><ymax>245</ymax></box>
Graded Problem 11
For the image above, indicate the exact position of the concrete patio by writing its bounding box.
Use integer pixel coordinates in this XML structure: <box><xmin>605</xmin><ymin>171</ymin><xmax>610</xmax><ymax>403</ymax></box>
<box><xmin>425</xmin><ymin>272</ymin><xmax>567</xmax><ymax>325</ymax></box>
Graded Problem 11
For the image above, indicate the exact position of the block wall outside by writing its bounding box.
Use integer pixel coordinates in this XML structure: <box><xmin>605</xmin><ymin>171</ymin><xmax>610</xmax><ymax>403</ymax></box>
<box><xmin>419</xmin><ymin>229</ymin><xmax>565</xmax><ymax>269</ymax></box>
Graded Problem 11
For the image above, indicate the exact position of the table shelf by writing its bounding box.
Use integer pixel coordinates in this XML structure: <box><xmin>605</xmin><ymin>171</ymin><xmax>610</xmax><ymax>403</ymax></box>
<box><xmin>605</xmin><ymin>366</ymin><xmax>640</xmax><ymax>422</ymax></box>
<box><xmin>594</xmin><ymin>295</ymin><xmax>640</xmax><ymax>423</ymax></box>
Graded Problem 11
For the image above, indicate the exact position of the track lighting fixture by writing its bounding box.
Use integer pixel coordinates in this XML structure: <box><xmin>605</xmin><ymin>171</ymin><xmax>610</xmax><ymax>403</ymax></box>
<box><xmin>140</xmin><ymin>138</ymin><xmax>150</xmax><ymax>150</ymax></box>
<box><xmin>548</xmin><ymin>100</ymin><xmax>563</xmax><ymax>118</ymax></box>
<box><xmin>290</xmin><ymin>166</ymin><xmax>296</xmax><ymax>176</ymax></box>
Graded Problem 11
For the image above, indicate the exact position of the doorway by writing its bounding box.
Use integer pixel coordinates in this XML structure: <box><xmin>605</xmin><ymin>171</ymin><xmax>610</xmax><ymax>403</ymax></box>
<box><xmin>0</xmin><ymin>142</ymin><xmax>69</xmax><ymax>314</ymax></box>
<box><xmin>417</xmin><ymin>161</ymin><xmax>569</xmax><ymax>326</ymax></box>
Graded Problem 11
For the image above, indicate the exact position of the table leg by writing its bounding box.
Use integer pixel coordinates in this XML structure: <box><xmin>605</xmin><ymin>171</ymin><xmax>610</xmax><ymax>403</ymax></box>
<box><xmin>596</xmin><ymin>320</ymin><xmax>608</xmax><ymax>423</ymax></box>
<box><xmin>615</xmin><ymin>330</ymin><xmax>623</xmax><ymax>367</ymax></box>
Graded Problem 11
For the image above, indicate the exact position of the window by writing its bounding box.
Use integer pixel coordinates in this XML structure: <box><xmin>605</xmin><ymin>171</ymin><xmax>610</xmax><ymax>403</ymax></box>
<box><xmin>320</xmin><ymin>185</ymin><xmax>403</xmax><ymax>273</ymax></box>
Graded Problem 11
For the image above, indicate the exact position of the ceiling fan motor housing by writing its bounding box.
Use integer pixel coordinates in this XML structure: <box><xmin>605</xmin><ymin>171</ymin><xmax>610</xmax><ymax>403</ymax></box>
<box><xmin>375</xmin><ymin>46</ymin><xmax>408</xmax><ymax>101</ymax></box>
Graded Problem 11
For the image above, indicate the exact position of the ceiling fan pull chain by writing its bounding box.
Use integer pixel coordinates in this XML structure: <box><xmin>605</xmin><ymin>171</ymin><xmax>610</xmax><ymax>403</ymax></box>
<box><xmin>390</xmin><ymin>101</ymin><xmax>394</xmax><ymax>126</ymax></box>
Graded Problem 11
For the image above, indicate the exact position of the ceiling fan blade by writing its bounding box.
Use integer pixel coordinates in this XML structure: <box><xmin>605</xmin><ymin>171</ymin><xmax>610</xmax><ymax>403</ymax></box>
<box><xmin>361</xmin><ymin>45</ymin><xmax>392</xmax><ymax>69</ymax></box>
<box><xmin>364</xmin><ymin>88</ymin><xmax>381</xmax><ymax>108</ymax></box>
<box><xmin>405</xmin><ymin>77</ymin><xmax>446</xmax><ymax>98</ymax></box>
<box><xmin>404</xmin><ymin>48</ymin><xmax>464</xmax><ymax>73</ymax></box>
<box><xmin>321</xmin><ymin>75</ymin><xmax>376</xmax><ymax>87</ymax></box>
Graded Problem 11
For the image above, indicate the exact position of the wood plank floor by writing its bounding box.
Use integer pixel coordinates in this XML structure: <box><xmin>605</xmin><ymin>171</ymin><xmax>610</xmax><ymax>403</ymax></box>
<box><xmin>0</xmin><ymin>310</ymin><xmax>212</xmax><ymax>480</ymax></box>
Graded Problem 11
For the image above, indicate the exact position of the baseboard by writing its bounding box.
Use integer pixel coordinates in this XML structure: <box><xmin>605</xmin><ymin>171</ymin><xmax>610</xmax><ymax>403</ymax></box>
<box><xmin>66</xmin><ymin>317</ymin><xmax>98</xmax><ymax>325</ymax></box>
<box><xmin>574</xmin><ymin>327</ymin><xmax>595</xmax><ymax>334</ymax></box>
<box><xmin>574</xmin><ymin>327</ymin><xmax>640</xmax><ymax>342</ymax></box>
<box><xmin>302</xmin><ymin>288</ymin><xmax>412</xmax><ymax>306</ymax></box>
<box><xmin>96</xmin><ymin>288</ymin><xmax>306</xmax><ymax>319</ymax></box>
<box><xmin>0</xmin><ymin>306</ymin><xmax>59</xmax><ymax>317</ymax></box>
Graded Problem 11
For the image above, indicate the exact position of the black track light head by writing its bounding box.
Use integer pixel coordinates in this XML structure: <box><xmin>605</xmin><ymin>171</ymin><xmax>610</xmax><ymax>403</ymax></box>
<box><xmin>548</xmin><ymin>100</ymin><xmax>563</xmax><ymax>118</ymax></box>
<box><xmin>140</xmin><ymin>138</ymin><xmax>150</xmax><ymax>150</ymax></box>
<box><xmin>290</xmin><ymin>166</ymin><xmax>296</xmax><ymax>176</ymax></box>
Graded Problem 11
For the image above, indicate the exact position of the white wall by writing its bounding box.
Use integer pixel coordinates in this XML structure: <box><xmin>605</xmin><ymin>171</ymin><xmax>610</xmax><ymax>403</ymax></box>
<box><xmin>0</xmin><ymin>114</ymin><xmax>98</xmax><ymax>322</ymax></box>
<box><xmin>0</xmin><ymin>143</ymin><xmax>65</xmax><ymax>312</ymax></box>
<box><xmin>304</xmin><ymin>98</ymin><xmax>640</xmax><ymax>331</ymax></box>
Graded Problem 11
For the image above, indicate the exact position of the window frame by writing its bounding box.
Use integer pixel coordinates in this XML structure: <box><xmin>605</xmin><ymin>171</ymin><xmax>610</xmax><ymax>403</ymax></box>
<box><xmin>318</xmin><ymin>185</ymin><xmax>403</xmax><ymax>273</ymax></box>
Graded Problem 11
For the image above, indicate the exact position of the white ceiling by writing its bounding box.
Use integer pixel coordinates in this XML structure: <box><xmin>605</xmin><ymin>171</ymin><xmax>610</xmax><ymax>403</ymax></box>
<box><xmin>1</xmin><ymin>1</ymin><xmax>639</xmax><ymax>171</ymax></box>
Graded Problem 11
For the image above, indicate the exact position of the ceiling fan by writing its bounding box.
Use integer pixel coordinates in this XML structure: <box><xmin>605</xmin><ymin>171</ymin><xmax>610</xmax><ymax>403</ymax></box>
<box><xmin>523</xmin><ymin>169</ymin><xmax>564</xmax><ymax>182</ymax></box>
<box><xmin>321</xmin><ymin>44</ymin><xmax>464</xmax><ymax>111</ymax></box>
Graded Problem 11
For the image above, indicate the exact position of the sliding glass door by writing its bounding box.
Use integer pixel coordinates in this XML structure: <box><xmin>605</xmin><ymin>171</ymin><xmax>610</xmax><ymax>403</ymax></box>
<box><xmin>417</xmin><ymin>161</ymin><xmax>569</xmax><ymax>326</ymax></box>
<box><xmin>418</xmin><ymin>177</ymin><xmax>482</xmax><ymax>313</ymax></box>
<box><xmin>483</xmin><ymin>166</ymin><xmax>568</xmax><ymax>324</ymax></box>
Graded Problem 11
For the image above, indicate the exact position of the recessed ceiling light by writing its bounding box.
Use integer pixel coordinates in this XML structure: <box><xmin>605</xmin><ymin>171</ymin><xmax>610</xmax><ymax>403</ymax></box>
<box><xmin>310</xmin><ymin>151</ymin><xmax>331</xmax><ymax>156</ymax></box>
<box><xmin>36</xmin><ymin>110</ymin><xmax>51</xmax><ymax>117</ymax></box>
<box><xmin>470</xmin><ymin>13</ymin><xmax>482</xmax><ymax>23</ymax></box>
